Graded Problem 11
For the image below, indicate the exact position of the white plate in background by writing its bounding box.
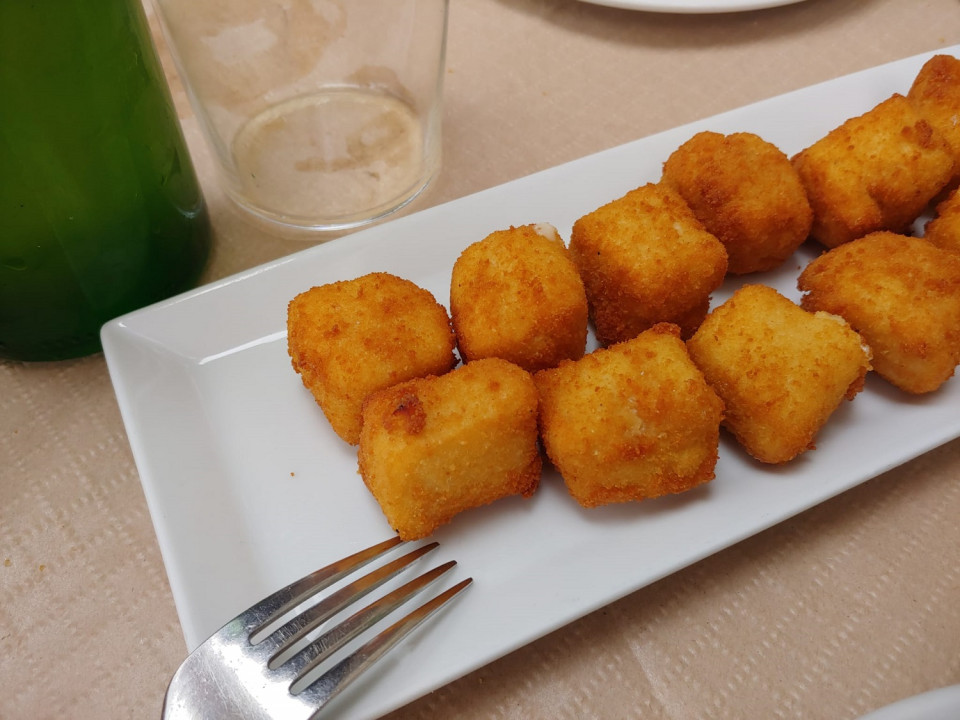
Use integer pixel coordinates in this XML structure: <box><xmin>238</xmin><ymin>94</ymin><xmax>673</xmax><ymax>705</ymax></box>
<box><xmin>576</xmin><ymin>0</ymin><xmax>806</xmax><ymax>14</ymax></box>
<box><xmin>857</xmin><ymin>685</ymin><xmax>960</xmax><ymax>720</ymax></box>
<box><xmin>103</xmin><ymin>46</ymin><xmax>960</xmax><ymax>720</ymax></box>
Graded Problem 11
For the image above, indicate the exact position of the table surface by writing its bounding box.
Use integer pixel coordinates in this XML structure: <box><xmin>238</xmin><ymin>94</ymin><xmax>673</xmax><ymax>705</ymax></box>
<box><xmin>4</xmin><ymin>1</ymin><xmax>960</xmax><ymax>718</ymax></box>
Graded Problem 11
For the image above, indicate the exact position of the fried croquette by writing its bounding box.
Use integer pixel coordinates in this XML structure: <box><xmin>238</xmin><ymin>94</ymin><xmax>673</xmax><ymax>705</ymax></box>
<box><xmin>661</xmin><ymin>131</ymin><xmax>813</xmax><ymax>274</ymax></box>
<box><xmin>358</xmin><ymin>358</ymin><xmax>541</xmax><ymax>540</ymax></box>
<box><xmin>569</xmin><ymin>183</ymin><xmax>728</xmax><ymax>345</ymax></box>
<box><xmin>288</xmin><ymin>272</ymin><xmax>457</xmax><ymax>445</ymax></box>
<box><xmin>924</xmin><ymin>186</ymin><xmax>960</xmax><ymax>257</ymax></box>
<box><xmin>534</xmin><ymin>323</ymin><xmax>724</xmax><ymax>508</ymax></box>
<box><xmin>798</xmin><ymin>231</ymin><xmax>960</xmax><ymax>394</ymax></box>
<box><xmin>450</xmin><ymin>223</ymin><xmax>588</xmax><ymax>372</ymax></box>
<box><xmin>791</xmin><ymin>93</ymin><xmax>956</xmax><ymax>248</ymax></box>
<box><xmin>687</xmin><ymin>284</ymin><xmax>871</xmax><ymax>464</ymax></box>
<box><xmin>908</xmin><ymin>54</ymin><xmax>960</xmax><ymax>183</ymax></box>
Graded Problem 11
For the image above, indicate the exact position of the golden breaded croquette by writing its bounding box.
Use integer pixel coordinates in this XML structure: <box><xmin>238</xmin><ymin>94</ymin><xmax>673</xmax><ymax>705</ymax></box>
<box><xmin>687</xmin><ymin>284</ymin><xmax>871</xmax><ymax>464</ymax></box>
<box><xmin>569</xmin><ymin>183</ymin><xmax>728</xmax><ymax>345</ymax></box>
<box><xmin>358</xmin><ymin>358</ymin><xmax>541</xmax><ymax>540</ymax></box>
<box><xmin>924</xmin><ymin>186</ymin><xmax>960</xmax><ymax>257</ymax></box>
<box><xmin>908</xmin><ymin>54</ymin><xmax>960</xmax><ymax>182</ymax></box>
<box><xmin>450</xmin><ymin>223</ymin><xmax>588</xmax><ymax>372</ymax></box>
<box><xmin>534</xmin><ymin>323</ymin><xmax>724</xmax><ymax>508</ymax></box>
<box><xmin>791</xmin><ymin>93</ymin><xmax>956</xmax><ymax>248</ymax></box>
<box><xmin>661</xmin><ymin>131</ymin><xmax>813</xmax><ymax>275</ymax></box>
<box><xmin>798</xmin><ymin>231</ymin><xmax>960</xmax><ymax>394</ymax></box>
<box><xmin>288</xmin><ymin>272</ymin><xmax>456</xmax><ymax>445</ymax></box>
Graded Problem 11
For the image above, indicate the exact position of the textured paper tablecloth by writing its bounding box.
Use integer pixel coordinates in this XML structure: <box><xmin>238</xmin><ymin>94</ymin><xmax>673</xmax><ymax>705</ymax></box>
<box><xmin>3</xmin><ymin>1</ymin><xmax>960</xmax><ymax>718</ymax></box>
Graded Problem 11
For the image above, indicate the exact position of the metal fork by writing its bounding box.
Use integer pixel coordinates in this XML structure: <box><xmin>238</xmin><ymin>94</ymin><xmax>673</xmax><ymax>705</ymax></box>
<box><xmin>162</xmin><ymin>537</ymin><xmax>471</xmax><ymax>719</ymax></box>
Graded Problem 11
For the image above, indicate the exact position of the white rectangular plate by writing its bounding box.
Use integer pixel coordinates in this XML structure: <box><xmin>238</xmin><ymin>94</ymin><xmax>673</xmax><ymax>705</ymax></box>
<box><xmin>103</xmin><ymin>46</ymin><xmax>960</xmax><ymax>720</ymax></box>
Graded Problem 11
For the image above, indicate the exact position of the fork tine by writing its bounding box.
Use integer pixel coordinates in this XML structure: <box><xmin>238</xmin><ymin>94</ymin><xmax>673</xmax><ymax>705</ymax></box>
<box><xmin>261</xmin><ymin>542</ymin><xmax>440</xmax><ymax>660</ymax></box>
<box><xmin>281</xmin><ymin>560</ymin><xmax>459</xmax><ymax>684</ymax></box>
<box><xmin>163</xmin><ymin>538</ymin><xmax>469</xmax><ymax>720</ymax></box>
<box><xmin>300</xmin><ymin>577</ymin><xmax>473</xmax><ymax>717</ymax></box>
<box><xmin>243</xmin><ymin>536</ymin><xmax>403</xmax><ymax>636</ymax></box>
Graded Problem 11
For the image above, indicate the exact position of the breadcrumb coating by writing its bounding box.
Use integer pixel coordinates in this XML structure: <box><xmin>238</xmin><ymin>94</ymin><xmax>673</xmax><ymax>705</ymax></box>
<box><xmin>924</xmin><ymin>185</ymin><xmax>960</xmax><ymax>257</ymax></box>
<box><xmin>358</xmin><ymin>358</ymin><xmax>541</xmax><ymax>540</ymax></box>
<box><xmin>287</xmin><ymin>272</ymin><xmax>456</xmax><ymax>445</ymax></box>
<box><xmin>450</xmin><ymin>223</ymin><xmax>588</xmax><ymax>372</ymax></box>
<box><xmin>535</xmin><ymin>323</ymin><xmax>724</xmax><ymax>507</ymax></box>
<box><xmin>798</xmin><ymin>231</ymin><xmax>960</xmax><ymax>394</ymax></box>
<box><xmin>662</xmin><ymin>131</ymin><xmax>812</xmax><ymax>274</ymax></box>
<box><xmin>687</xmin><ymin>284</ymin><xmax>871</xmax><ymax>464</ymax></box>
<box><xmin>792</xmin><ymin>94</ymin><xmax>955</xmax><ymax>248</ymax></box>
<box><xmin>569</xmin><ymin>183</ymin><xmax>728</xmax><ymax>345</ymax></box>
<box><xmin>908</xmin><ymin>54</ymin><xmax>960</xmax><ymax>184</ymax></box>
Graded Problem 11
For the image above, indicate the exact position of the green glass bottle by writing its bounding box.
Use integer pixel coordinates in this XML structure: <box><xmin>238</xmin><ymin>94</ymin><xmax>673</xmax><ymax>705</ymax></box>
<box><xmin>0</xmin><ymin>0</ymin><xmax>211</xmax><ymax>361</ymax></box>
